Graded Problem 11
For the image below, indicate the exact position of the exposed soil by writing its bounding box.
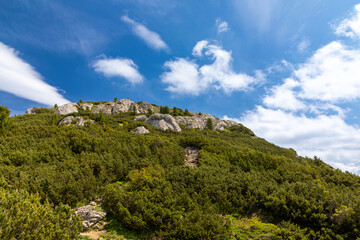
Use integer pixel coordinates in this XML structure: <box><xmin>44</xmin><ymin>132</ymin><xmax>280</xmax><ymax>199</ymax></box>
<box><xmin>185</xmin><ymin>147</ymin><xmax>199</xmax><ymax>167</ymax></box>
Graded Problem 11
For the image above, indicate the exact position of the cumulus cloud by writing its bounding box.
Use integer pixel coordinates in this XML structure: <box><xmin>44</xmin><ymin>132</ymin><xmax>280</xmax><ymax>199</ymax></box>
<box><xmin>263</xmin><ymin>78</ymin><xmax>306</xmax><ymax>111</ymax></box>
<box><xmin>238</xmin><ymin>107</ymin><xmax>360</xmax><ymax>174</ymax></box>
<box><xmin>296</xmin><ymin>41</ymin><xmax>360</xmax><ymax>102</ymax></box>
<box><xmin>93</xmin><ymin>56</ymin><xmax>144</xmax><ymax>84</ymax></box>
<box><xmin>335</xmin><ymin>4</ymin><xmax>360</xmax><ymax>39</ymax></box>
<box><xmin>161</xmin><ymin>40</ymin><xmax>262</xmax><ymax>95</ymax></box>
<box><xmin>229</xmin><ymin>4</ymin><xmax>360</xmax><ymax>174</ymax></box>
<box><xmin>0</xmin><ymin>42</ymin><xmax>69</xmax><ymax>106</ymax></box>
<box><xmin>121</xmin><ymin>15</ymin><xmax>169</xmax><ymax>51</ymax></box>
<box><xmin>215</xmin><ymin>18</ymin><xmax>230</xmax><ymax>33</ymax></box>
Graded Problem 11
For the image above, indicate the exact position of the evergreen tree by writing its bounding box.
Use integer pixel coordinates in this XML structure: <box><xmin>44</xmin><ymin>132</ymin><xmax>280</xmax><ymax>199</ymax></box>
<box><xmin>184</xmin><ymin>109</ymin><xmax>191</xmax><ymax>116</ymax></box>
<box><xmin>164</xmin><ymin>106</ymin><xmax>170</xmax><ymax>114</ymax></box>
<box><xmin>206</xmin><ymin>118</ymin><xmax>214</xmax><ymax>130</ymax></box>
<box><xmin>0</xmin><ymin>105</ymin><xmax>10</xmax><ymax>133</ymax></box>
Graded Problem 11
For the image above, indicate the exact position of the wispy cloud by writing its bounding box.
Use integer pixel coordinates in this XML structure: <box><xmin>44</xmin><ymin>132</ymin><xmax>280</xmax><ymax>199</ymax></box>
<box><xmin>93</xmin><ymin>56</ymin><xmax>144</xmax><ymax>84</ymax></box>
<box><xmin>0</xmin><ymin>42</ymin><xmax>70</xmax><ymax>106</ymax></box>
<box><xmin>297</xmin><ymin>39</ymin><xmax>310</xmax><ymax>53</ymax></box>
<box><xmin>215</xmin><ymin>18</ymin><xmax>230</xmax><ymax>33</ymax></box>
<box><xmin>121</xmin><ymin>15</ymin><xmax>169</xmax><ymax>51</ymax></box>
<box><xmin>161</xmin><ymin>40</ymin><xmax>263</xmax><ymax>95</ymax></box>
<box><xmin>335</xmin><ymin>4</ymin><xmax>360</xmax><ymax>39</ymax></box>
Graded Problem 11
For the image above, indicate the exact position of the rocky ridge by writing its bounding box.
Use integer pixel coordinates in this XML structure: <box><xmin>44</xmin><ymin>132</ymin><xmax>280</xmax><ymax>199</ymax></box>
<box><xmin>25</xmin><ymin>99</ymin><xmax>243</xmax><ymax>132</ymax></box>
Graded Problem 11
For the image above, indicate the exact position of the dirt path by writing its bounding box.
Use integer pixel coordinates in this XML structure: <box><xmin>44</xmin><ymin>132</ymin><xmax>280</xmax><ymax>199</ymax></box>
<box><xmin>80</xmin><ymin>229</ymin><xmax>108</xmax><ymax>239</ymax></box>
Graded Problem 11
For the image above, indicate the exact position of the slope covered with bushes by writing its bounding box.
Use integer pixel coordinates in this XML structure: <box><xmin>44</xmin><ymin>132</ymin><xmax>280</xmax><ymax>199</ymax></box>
<box><xmin>0</xmin><ymin>104</ymin><xmax>360</xmax><ymax>239</ymax></box>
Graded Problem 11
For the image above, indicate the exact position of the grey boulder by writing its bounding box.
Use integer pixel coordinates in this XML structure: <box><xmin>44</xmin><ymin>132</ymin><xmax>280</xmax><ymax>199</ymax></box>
<box><xmin>145</xmin><ymin>113</ymin><xmax>181</xmax><ymax>132</ymax></box>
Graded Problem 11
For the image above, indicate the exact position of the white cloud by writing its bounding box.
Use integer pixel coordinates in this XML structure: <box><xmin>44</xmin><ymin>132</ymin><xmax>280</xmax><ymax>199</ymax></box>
<box><xmin>235</xmin><ymin>107</ymin><xmax>360</xmax><ymax>174</ymax></box>
<box><xmin>161</xmin><ymin>41</ymin><xmax>262</xmax><ymax>95</ymax></box>
<box><xmin>228</xmin><ymin>4</ymin><xmax>360</xmax><ymax>174</ymax></box>
<box><xmin>263</xmin><ymin>78</ymin><xmax>306</xmax><ymax>111</ymax></box>
<box><xmin>335</xmin><ymin>4</ymin><xmax>360</xmax><ymax>39</ymax></box>
<box><xmin>121</xmin><ymin>15</ymin><xmax>169</xmax><ymax>51</ymax></box>
<box><xmin>161</xmin><ymin>58</ymin><xmax>202</xmax><ymax>95</ymax></box>
<box><xmin>93</xmin><ymin>56</ymin><xmax>144</xmax><ymax>84</ymax></box>
<box><xmin>215</xmin><ymin>18</ymin><xmax>230</xmax><ymax>33</ymax></box>
<box><xmin>0</xmin><ymin>42</ymin><xmax>69</xmax><ymax>106</ymax></box>
<box><xmin>296</xmin><ymin>41</ymin><xmax>360</xmax><ymax>102</ymax></box>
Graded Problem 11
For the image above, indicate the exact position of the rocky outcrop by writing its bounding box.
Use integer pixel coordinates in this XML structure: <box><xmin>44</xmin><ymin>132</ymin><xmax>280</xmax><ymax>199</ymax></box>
<box><xmin>56</xmin><ymin>103</ymin><xmax>78</xmax><ymax>115</ymax></box>
<box><xmin>91</xmin><ymin>103</ymin><xmax>112</xmax><ymax>115</ymax></box>
<box><xmin>25</xmin><ymin>107</ymin><xmax>39</xmax><ymax>115</ymax></box>
<box><xmin>58</xmin><ymin>116</ymin><xmax>94</xmax><ymax>126</ymax></box>
<box><xmin>145</xmin><ymin>114</ymin><xmax>181</xmax><ymax>132</ymax></box>
<box><xmin>175</xmin><ymin>113</ymin><xmax>238</xmax><ymax>131</ymax></box>
<box><xmin>137</xmin><ymin>102</ymin><xmax>154</xmax><ymax>114</ymax></box>
<box><xmin>134</xmin><ymin>115</ymin><xmax>147</xmax><ymax>121</ymax></box>
<box><xmin>131</xmin><ymin>126</ymin><xmax>150</xmax><ymax>134</ymax></box>
<box><xmin>79</xmin><ymin>103</ymin><xmax>94</xmax><ymax>111</ymax></box>
<box><xmin>112</xmin><ymin>99</ymin><xmax>134</xmax><ymax>114</ymax></box>
<box><xmin>75</xmin><ymin>204</ymin><xmax>106</xmax><ymax>230</ymax></box>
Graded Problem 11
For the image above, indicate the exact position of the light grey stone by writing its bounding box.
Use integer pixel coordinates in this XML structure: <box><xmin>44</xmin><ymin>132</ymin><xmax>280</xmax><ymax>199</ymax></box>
<box><xmin>25</xmin><ymin>107</ymin><xmax>39</xmax><ymax>115</ymax></box>
<box><xmin>56</xmin><ymin>103</ymin><xmax>78</xmax><ymax>115</ymax></box>
<box><xmin>91</xmin><ymin>103</ymin><xmax>112</xmax><ymax>115</ymax></box>
<box><xmin>145</xmin><ymin>113</ymin><xmax>181</xmax><ymax>132</ymax></box>
<box><xmin>58</xmin><ymin>116</ymin><xmax>94</xmax><ymax>126</ymax></box>
<box><xmin>79</xmin><ymin>103</ymin><xmax>94</xmax><ymax>111</ymax></box>
<box><xmin>131</xmin><ymin>126</ymin><xmax>150</xmax><ymax>134</ymax></box>
<box><xmin>134</xmin><ymin>115</ymin><xmax>147</xmax><ymax>121</ymax></box>
<box><xmin>75</xmin><ymin>205</ymin><xmax>106</xmax><ymax>230</ymax></box>
<box><xmin>112</xmin><ymin>99</ymin><xmax>135</xmax><ymax>114</ymax></box>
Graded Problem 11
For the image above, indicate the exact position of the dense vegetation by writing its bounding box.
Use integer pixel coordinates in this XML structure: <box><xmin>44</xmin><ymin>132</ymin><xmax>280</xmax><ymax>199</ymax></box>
<box><xmin>1</xmin><ymin>104</ymin><xmax>360</xmax><ymax>239</ymax></box>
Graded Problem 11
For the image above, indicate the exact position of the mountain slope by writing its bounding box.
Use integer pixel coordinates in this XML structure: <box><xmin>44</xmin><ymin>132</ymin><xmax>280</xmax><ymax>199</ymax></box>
<box><xmin>1</xmin><ymin>102</ymin><xmax>360</xmax><ymax>239</ymax></box>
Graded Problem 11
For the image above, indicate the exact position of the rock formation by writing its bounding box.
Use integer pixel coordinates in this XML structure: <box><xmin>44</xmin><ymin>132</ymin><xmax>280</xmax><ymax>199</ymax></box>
<box><xmin>145</xmin><ymin>113</ymin><xmax>181</xmax><ymax>132</ymax></box>
<box><xmin>131</xmin><ymin>126</ymin><xmax>150</xmax><ymax>134</ymax></box>
<box><xmin>176</xmin><ymin>113</ymin><xmax>238</xmax><ymax>131</ymax></box>
<box><xmin>58</xmin><ymin>116</ymin><xmax>94</xmax><ymax>126</ymax></box>
<box><xmin>25</xmin><ymin>107</ymin><xmax>39</xmax><ymax>115</ymax></box>
<box><xmin>134</xmin><ymin>115</ymin><xmax>147</xmax><ymax>121</ymax></box>
<box><xmin>75</xmin><ymin>204</ymin><xmax>106</xmax><ymax>230</ymax></box>
<box><xmin>56</xmin><ymin>103</ymin><xmax>78</xmax><ymax>115</ymax></box>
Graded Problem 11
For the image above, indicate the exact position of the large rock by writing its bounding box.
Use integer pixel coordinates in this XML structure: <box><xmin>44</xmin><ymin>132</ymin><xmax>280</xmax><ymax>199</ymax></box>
<box><xmin>56</xmin><ymin>103</ymin><xmax>78</xmax><ymax>115</ymax></box>
<box><xmin>79</xmin><ymin>103</ymin><xmax>94</xmax><ymax>111</ymax></box>
<box><xmin>25</xmin><ymin>107</ymin><xmax>39</xmax><ymax>115</ymax></box>
<box><xmin>137</xmin><ymin>102</ymin><xmax>154</xmax><ymax>114</ymax></box>
<box><xmin>112</xmin><ymin>99</ymin><xmax>135</xmax><ymax>114</ymax></box>
<box><xmin>145</xmin><ymin>113</ymin><xmax>181</xmax><ymax>132</ymax></box>
<box><xmin>91</xmin><ymin>103</ymin><xmax>112</xmax><ymax>115</ymax></box>
<box><xmin>75</xmin><ymin>205</ymin><xmax>106</xmax><ymax>230</ymax></box>
<box><xmin>131</xmin><ymin>126</ymin><xmax>150</xmax><ymax>134</ymax></box>
<box><xmin>134</xmin><ymin>115</ymin><xmax>147</xmax><ymax>121</ymax></box>
<box><xmin>175</xmin><ymin>113</ymin><xmax>237</xmax><ymax>131</ymax></box>
<box><xmin>58</xmin><ymin>116</ymin><xmax>94</xmax><ymax>126</ymax></box>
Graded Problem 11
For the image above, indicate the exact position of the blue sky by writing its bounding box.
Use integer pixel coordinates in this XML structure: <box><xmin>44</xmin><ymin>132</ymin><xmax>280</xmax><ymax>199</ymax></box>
<box><xmin>1</xmin><ymin>0</ymin><xmax>360</xmax><ymax>174</ymax></box>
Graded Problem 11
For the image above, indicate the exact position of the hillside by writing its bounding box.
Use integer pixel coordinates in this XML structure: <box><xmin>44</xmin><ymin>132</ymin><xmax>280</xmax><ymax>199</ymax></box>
<box><xmin>1</xmin><ymin>100</ymin><xmax>360</xmax><ymax>240</ymax></box>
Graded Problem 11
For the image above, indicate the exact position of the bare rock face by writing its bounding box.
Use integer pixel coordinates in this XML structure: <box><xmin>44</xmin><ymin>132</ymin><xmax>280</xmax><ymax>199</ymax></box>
<box><xmin>56</xmin><ymin>103</ymin><xmax>78</xmax><ymax>115</ymax></box>
<box><xmin>112</xmin><ymin>99</ymin><xmax>135</xmax><ymax>114</ymax></box>
<box><xmin>185</xmin><ymin>147</ymin><xmax>199</xmax><ymax>167</ymax></box>
<box><xmin>79</xmin><ymin>103</ymin><xmax>94</xmax><ymax>111</ymax></box>
<box><xmin>25</xmin><ymin>107</ymin><xmax>39</xmax><ymax>115</ymax></box>
<box><xmin>58</xmin><ymin>116</ymin><xmax>94</xmax><ymax>126</ymax></box>
<box><xmin>137</xmin><ymin>102</ymin><xmax>154</xmax><ymax>114</ymax></box>
<box><xmin>134</xmin><ymin>115</ymin><xmax>147</xmax><ymax>121</ymax></box>
<box><xmin>75</xmin><ymin>205</ymin><xmax>106</xmax><ymax>230</ymax></box>
<box><xmin>131</xmin><ymin>126</ymin><xmax>150</xmax><ymax>134</ymax></box>
<box><xmin>145</xmin><ymin>113</ymin><xmax>181</xmax><ymax>132</ymax></box>
<box><xmin>175</xmin><ymin>113</ymin><xmax>237</xmax><ymax>131</ymax></box>
<box><xmin>91</xmin><ymin>103</ymin><xmax>112</xmax><ymax>115</ymax></box>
